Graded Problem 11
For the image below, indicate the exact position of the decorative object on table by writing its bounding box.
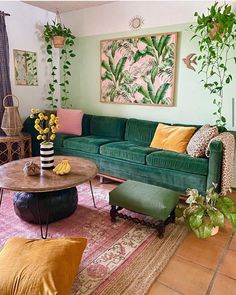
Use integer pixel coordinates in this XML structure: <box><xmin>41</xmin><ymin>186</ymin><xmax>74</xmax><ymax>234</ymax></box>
<box><xmin>187</xmin><ymin>124</ymin><xmax>219</xmax><ymax>157</ymax></box>
<box><xmin>43</xmin><ymin>11</ymin><xmax>76</xmax><ymax>109</ymax></box>
<box><xmin>190</xmin><ymin>2</ymin><xmax>236</xmax><ymax>130</ymax></box>
<box><xmin>0</xmin><ymin>237</ymin><xmax>87</xmax><ymax>295</ymax></box>
<box><xmin>175</xmin><ymin>185</ymin><xmax>236</xmax><ymax>239</ymax></box>
<box><xmin>182</xmin><ymin>53</ymin><xmax>197</xmax><ymax>71</ymax></box>
<box><xmin>23</xmin><ymin>161</ymin><xmax>40</xmax><ymax>176</ymax></box>
<box><xmin>0</xmin><ymin>133</ymin><xmax>32</xmax><ymax>165</ymax></box>
<box><xmin>100</xmin><ymin>32</ymin><xmax>177</xmax><ymax>106</ymax></box>
<box><xmin>129</xmin><ymin>15</ymin><xmax>144</xmax><ymax>30</ymax></box>
<box><xmin>53</xmin><ymin>159</ymin><xmax>71</xmax><ymax>175</ymax></box>
<box><xmin>0</xmin><ymin>183</ymin><xmax>187</xmax><ymax>295</ymax></box>
<box><xmin>30</xmin><ymin>109</ymin><xmax>60</xmax><ymax>169</ymax></box>
<box><xmin>1</xmin><ymin>94</ymin><xmax>23</xmax><ymax>136</ymax></box>
<box><xmin>13</xmin><ymin>49</ymin><xmax>38</xmax><ymax>86</ymax></box>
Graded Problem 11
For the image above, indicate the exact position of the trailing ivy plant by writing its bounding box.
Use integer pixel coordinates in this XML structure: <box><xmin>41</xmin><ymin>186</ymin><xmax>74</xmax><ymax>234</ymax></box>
<box><xmin>190</xmin><ymin>2</ymin><xmax>236</xmax><ymax>130</ymax></box>
<box><xmin>43</xmin><ymin>21</ymin><xmax>76</xmax><ymax>109</ymax></box>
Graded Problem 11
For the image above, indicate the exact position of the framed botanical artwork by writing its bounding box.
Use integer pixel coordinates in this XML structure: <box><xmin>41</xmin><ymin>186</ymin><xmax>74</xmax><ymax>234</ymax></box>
<box><xmin>100</xmin><ymin>32</ymin><xmax>177</xmax><ymax>106</ymax></box>
<box><xmin>13</xmin><ymin>49</ymin><xmax>38</xmax><ymax>86</ymax></box>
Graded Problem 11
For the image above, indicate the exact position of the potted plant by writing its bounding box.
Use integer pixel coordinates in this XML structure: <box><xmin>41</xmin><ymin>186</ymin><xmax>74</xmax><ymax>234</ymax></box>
<box><xmin>190</xmin><ymin>2</ymin><xmax>236</xmax><ymax>131</ymax></box>
<box><xmin>176</xmin><ymin>186</ymin><xmax>236</xmax><ymax>239</ymax></box>
<box><xmin>43</xmin><ymin>21</ymin><xmax>76</xmax><ymax>109</ymax></box>
<box><xmin>43</xmin><ymin>21</ymin><xmax>74</xmax><ymax>48</ymax></box>
<box><xmin>30</xmin><ymin>109</ymin><xmax>60</xmax><ymax>169</ymax></box>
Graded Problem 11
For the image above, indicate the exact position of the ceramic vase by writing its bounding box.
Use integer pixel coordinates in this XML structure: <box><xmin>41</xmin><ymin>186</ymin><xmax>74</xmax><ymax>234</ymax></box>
<box><xmin>40</xmin><ymin>142</ymin><xmax>54</xmax><ymax>169</ymax></box>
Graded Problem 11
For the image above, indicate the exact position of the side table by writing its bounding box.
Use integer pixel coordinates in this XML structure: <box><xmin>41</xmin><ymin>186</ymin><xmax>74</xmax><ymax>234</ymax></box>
<box><xmin>0</xmin><ymin>133</ymin><xmax>32</xmax><ymax>165</ymax></box>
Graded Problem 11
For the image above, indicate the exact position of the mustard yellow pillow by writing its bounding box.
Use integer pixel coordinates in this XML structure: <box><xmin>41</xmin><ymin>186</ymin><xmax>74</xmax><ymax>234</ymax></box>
<box><xmin>0</xmin><ymin>237</ymin><xmax>87</xmax><ymax>295</ymax></box>
<box><xmin>150</xmin><ymin>123</ymin><xmax>196</xmax><ymax>153</ymax></box>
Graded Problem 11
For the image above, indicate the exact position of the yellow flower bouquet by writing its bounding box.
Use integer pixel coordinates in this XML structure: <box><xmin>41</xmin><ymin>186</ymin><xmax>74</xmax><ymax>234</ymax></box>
<box><xmin>30</xmin><ymin>109</ymin><xmax>60</xmax><ymax>143</ymax></box>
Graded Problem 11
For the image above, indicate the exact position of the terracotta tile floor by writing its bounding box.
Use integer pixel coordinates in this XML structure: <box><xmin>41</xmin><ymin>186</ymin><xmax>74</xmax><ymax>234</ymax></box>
<box><xmin>93</xmin><ymin>178</ymin><xmax>236</xmax><ymax>295</ymax></box>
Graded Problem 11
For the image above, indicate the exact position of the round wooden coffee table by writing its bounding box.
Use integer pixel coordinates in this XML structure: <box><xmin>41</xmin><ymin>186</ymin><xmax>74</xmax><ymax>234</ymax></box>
<box><xmin>0</xmin><ymin>156</ymin><xmax>98</xmax><ymax>238</ymax></box>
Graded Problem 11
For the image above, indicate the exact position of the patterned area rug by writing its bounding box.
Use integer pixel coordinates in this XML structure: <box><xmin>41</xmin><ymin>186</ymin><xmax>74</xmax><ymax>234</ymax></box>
<box><xmin>0</xmin><ymin>183</ymin><xmax>187</xmax><ymax>295</ymax></box>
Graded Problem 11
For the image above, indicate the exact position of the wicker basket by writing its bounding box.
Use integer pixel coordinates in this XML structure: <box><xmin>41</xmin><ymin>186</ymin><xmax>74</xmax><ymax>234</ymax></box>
<box><xmin>1</xmin><ymin>94</ymin><xmax>23</xmax><ymax>136</ymax></box>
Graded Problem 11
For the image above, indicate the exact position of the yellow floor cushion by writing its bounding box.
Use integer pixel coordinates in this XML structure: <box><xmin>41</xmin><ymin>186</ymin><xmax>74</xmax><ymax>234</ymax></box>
<box><xmin>150</xmin><ymin>123</ymin><xmax>196</xmax><ymax>153</ymax></box>
<box><xmin>0</xmin><ymin>237</ymin><xmax>87</xmax><ymax>295</ymax></box>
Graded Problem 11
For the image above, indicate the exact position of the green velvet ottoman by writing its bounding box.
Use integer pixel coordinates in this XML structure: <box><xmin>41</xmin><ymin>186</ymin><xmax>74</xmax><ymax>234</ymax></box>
<box><xmin>109</xmin><ymin>180</ymin><xmax>179</xmax><ymax>238</ymax></box>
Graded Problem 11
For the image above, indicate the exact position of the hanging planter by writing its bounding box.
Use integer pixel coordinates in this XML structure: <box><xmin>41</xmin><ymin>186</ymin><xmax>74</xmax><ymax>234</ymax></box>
<box><xmin>52</xmin><ymin>36</ymin><xmax>65</xmax><ymax>48</ymax></box>
<box><xmin>43</xmin><ymin>11</ymin><xmax>76</xmax><ymax>110</ymax></box>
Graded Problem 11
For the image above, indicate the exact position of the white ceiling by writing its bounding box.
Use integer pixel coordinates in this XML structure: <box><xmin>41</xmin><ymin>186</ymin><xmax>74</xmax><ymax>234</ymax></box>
<box><xmin>23</xmin><ymin>1</ymin><xmax>113</xmax><ymax>13</ymax></box>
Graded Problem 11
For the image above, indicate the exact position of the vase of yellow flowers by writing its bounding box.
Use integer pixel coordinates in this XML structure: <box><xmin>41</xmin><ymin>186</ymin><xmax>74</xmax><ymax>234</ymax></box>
<box><xmin>30</xmin><ymin>109</ymin><xmax>59</xmax><ymax>169</ymax></box>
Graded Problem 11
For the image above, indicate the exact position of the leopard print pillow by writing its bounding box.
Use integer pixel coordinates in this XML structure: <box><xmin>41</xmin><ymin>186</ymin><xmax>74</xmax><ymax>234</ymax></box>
<box><xmin>187</xmin><ymin>124</ymin><xmax>219</xmax><ymax>157</ymax></box>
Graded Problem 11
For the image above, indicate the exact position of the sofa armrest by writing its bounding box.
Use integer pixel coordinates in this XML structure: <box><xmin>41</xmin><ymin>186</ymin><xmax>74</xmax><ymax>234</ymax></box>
<box><xmin>206</xmin><ymin>141</ymin><xmax>223</xmax><ymax>192</ymax></box>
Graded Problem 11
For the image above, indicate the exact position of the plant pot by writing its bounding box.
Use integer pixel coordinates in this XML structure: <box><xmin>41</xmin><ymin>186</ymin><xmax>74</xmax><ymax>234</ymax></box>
<box><xmin>209</xmin><ymin>23</ymin><xmax>224</xmax><ymax>40</ymax></box>
<box><xmin>52</xmin><ymin>36</ymin><xmax>65</xmax><ymax>48</ymax></box>
<box><xmin>40</xmin><ymin>142</ymin><xmax>54</xmax><ymax>170</ymax></box>
<box><xmin>211</xmin><ymin>226</ymin><xmax>219</xmax><ymax>236</ymax></box>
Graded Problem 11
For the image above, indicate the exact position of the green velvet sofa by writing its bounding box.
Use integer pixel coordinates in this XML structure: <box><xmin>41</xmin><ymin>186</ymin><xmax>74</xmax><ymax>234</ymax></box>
<box><xmin>24</xmin><ymin>114</ymin><xmax>223</xmax><ymax>195</ymax></box>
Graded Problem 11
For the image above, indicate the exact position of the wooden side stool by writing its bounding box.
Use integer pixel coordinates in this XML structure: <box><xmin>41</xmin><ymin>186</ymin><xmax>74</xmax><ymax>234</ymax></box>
<box><xmin>109</xmin><ymin>180</ymin><xmax>179</xmax><ymax>238</ymax></box>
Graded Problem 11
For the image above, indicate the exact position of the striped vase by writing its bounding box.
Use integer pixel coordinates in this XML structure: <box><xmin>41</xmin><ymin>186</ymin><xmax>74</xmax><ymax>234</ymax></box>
<box><xmin>40</xmin><ymin>142</ymin><xmax>54</xmax><ymax>169</ymax></box>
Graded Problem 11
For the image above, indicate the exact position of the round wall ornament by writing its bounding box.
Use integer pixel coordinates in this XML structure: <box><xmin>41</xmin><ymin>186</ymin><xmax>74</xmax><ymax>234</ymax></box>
<box><xmin>129</xmin><ymin>16</ymin><xmax>144</xmax><ymax>30</ymax></box>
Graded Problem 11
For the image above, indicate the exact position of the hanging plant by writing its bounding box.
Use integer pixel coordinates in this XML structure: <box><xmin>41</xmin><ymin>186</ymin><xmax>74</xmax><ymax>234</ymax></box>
<box><xmin>43</xmin><ymin>19</ymin><xmax>76</xmax><ymax>109</ymax></box>
<box><xmin>190</xmin><ymin>2</ymin><xmax>236</xmax><ymax>131</ymax></box>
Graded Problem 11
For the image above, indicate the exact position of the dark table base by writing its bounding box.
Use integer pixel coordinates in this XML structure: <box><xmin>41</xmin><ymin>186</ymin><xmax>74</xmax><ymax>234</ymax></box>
<box><xmin>14</xmin><ymin>187</ymin><xmax>78</xmax><ymax>239</ymax></box>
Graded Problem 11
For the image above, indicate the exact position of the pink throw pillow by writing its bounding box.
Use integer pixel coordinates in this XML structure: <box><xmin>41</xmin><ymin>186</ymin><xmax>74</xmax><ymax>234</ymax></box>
<box><xmin>56</xmin><ymin>108</ymin><xmax>83</xmax><ymax>136</ymax></box>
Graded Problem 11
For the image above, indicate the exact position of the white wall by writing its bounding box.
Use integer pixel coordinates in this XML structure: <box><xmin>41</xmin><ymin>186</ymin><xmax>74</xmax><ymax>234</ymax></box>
<box><xmin>62</xmin><ymin>1</ymin><xmax>234</xmax><ymax>37</ymax></box>
<box><xmin>0</xmin><ymin>1</ymin><xmax>60</xmax><ymax>119</ymax></box>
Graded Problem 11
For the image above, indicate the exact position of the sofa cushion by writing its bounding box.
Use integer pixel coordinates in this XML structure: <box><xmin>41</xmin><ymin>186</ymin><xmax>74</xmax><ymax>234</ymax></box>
<box><xmin>54</xmin><ymin>133</ymin><xmax>78</xmax><ymax>147</ymax></box>
<box><xmin>146</xmin><ymin>150</ymin><xmax>209</xmax><ymax>175</ymax></box>
<box><xmin>63</xmin><ymin>136</ymin><xmax>119</xmax><ymax>154</ymax></box>
<box><xmin>150</xmin><ymin>123</ymin><xmax>197</xmax><ymax>153</ymax></box>
<box><xmin>0</xmin><ymin>237</ymin><xmax>87</xmax><ymax>295</ymax></box>
<box><xmin>125</xmin><ymin>118</ymin><xmax>159</xmax><ymax>145</ymax></box>
<box><xmin>57</xmin><ymin>108</ymin><xmax>83</xmax><ymax>135</ymax></box>
<box><xmin>90</xmin><ymin>115</ymin><xmax>127</xmax><ymax>139</ymax></box>
<box><xmin>100</xmin><ymin>141</ymin><xmax>156</xmax><ymax>164</ymax></box>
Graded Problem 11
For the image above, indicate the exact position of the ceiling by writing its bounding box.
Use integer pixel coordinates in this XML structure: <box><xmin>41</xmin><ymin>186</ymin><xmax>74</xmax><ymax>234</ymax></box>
<box><xmin>23</xmin><ymin>1</ymin><xmax>113</xmax><ymax>13</ymax></box>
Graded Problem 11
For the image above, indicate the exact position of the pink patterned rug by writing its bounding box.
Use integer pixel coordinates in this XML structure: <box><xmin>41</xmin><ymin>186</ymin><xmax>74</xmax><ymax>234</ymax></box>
<box><xmin>0</xmin><ymin>183</ymin><xmax>187</xmax><ymax>295</ymax></box>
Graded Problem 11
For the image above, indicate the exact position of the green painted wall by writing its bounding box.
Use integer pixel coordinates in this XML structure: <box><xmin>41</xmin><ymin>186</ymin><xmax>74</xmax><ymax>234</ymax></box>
<box><xmin>66</xmin><ymin>23</ymin><xmax>235</xmax><ymax>130</ymax></box>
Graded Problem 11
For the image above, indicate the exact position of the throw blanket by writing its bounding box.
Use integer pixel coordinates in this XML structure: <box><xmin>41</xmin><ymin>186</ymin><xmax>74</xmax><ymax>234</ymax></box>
<box><xmin>206</xmin><ymin>132</ymin><xmax>235</xmax><ymax>195</ymax></box>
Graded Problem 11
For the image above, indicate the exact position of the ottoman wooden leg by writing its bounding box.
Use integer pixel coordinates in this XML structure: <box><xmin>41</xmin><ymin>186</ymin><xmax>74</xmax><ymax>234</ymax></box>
<box><xmin>157</xmin><ymin>221</ymin><xmax>165</xmax><ymax>239</ymax></box>
<box><xmin>165</xmin><ymin>209</ymin><xmax>176</xmax><ymax>225</ymax></box>
<box><xmin>110</xmin><ymin>205</ymin><xmax>117</xmax><ymax>223</ymax></box>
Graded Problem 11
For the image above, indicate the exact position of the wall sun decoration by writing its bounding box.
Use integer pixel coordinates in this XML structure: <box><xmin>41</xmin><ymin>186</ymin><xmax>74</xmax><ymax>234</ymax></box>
<box><xmin>13</xmin><ymin>49</ymin><xmax>38</xmax><ymax>86</ymax></box>
<box><xmin>100</xmin><ymin>32</ymin><xmax>177</xmax><ymax>106</ymax></box>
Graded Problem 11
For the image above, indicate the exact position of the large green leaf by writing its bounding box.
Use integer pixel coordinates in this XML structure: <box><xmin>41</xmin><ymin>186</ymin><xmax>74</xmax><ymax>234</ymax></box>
<box><xmin>193</xmin><ymin>223</ymin><xmax>213</xmax><ymax>239</ymax></box>
<box><xmin>137</xmin><ymin>86</ymin><xmax>150</xmax><ymax>99</ymax></box>
<box><xmin>115</xmin><ymin>57</ymin><xmax>127</xmax><ymax>81</ymax></box>
<box><xmin>189</xmin><ymin>214</ymin><xmax>203</xmax><ymax>229</ymax></box>
<box><xmin>155</xmin><ymin>83</ymin><xmax>170</xmax><ymax>103</ymax></box>
<box><xmin>151</xmin><ymin>66</ymin><xmax>158</xmax><ymax>84</ymax></box>
<box><xmin>133</xmin><ymin>50</ymin><xmax>144</xmax><ymax>63</ymax></box>
<box><xmin>207</xmin><ymin>209</ymin><xmax>225</xmax><ymax>227</ymax></box>
<box><xmin>111</xmin><ymin>42</ymin><xmax>118</xmax><ymax>58</ymax></box>
<box><xmin>151</xmin><ymin>36</ymin><xmax>159</xmax><ymax>52</ymax></box>
<box><xmin>101</xmin><ymin>60</ymin><xmax>110</xmax><ymax>72</ymax></box>
<box><xmin>108</xmin><ymin>56</ymin><xmax>115</xmax><ymax>76</ymax></box>
<box><xmin>147</xmin><ymin>81</ymin><xmax>155</xmax><ymax>102</ymax></box>
<box><xmin>140</xmin><ymin>37</ymin><xmax>153</xmax><ymax>47</ymax></box>
<box><xmin>156</xmin><ymin>35</ymin><xmax>171</xmax><ymax>56</ymax></box>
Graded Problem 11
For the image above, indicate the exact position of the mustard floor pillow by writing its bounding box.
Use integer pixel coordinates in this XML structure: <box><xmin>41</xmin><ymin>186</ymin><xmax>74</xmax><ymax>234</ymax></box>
<box><xmin>0</xmin><ymin>237</ymin><xmax>87</xmax><ymax>295</ymax></box>
<box><xmin>150</xmin><ymin>123</ymin><xmax>196</xmax><ymax>153</ymax></box>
